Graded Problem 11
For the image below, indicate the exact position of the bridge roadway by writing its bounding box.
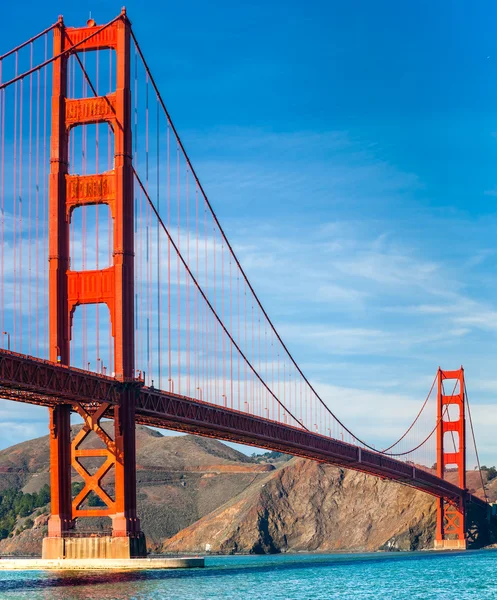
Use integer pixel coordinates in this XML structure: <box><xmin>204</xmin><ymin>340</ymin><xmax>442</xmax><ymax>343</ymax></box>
<box><xmin>0</xmin><ymin>348</ymin><xmax>486</xmax><ymax>508</ymax></box>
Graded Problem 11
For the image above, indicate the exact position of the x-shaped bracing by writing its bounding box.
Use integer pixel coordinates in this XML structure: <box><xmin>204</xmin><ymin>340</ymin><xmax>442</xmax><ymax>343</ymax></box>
<box><xmin>71</xmin><ymin>402</ymin><xmax>120</xmax><ymax>518</ymax></box>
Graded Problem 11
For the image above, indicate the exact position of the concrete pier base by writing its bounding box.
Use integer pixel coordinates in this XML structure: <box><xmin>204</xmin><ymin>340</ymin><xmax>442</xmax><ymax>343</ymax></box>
<box><xmin>434</xmin><ymin>539</ymin><xmax>467</xmax><ymax>550</ymax></box>
<box><xmin>0</xmin><ymin>557</ymin><xmax>204</xmax><ymax>570</ymax></box>
<box><xmin>42</xmin><ymin>535</ymin><xmax>147</xmax><ymax>559</ymax></box>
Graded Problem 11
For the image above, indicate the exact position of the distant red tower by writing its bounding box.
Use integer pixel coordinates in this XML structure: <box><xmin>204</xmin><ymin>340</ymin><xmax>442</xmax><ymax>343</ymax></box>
<box><xmin>435</xmin><ymin>368</ymin><xmax>467</xmax><ymax>550</ymax></box>
<box><xmin>44</xmin><ymin>11</ymin><xmax>145</xmax><ymax>559</ymax></box>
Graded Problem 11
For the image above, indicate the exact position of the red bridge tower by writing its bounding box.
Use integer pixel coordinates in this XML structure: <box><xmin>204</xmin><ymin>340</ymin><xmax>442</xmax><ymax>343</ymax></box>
<box><xmin>435</xmin><ymin>368</ymin><xmax>467</xmax><ymax>550</ymax></box>
<box><xmin>43</xmin><ymin>11</ymin><xmax>145</xmax><ymax>559</ymax></box>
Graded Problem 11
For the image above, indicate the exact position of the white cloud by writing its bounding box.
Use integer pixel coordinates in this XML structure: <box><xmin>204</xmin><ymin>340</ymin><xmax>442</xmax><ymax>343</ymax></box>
<box><xmin>2</xmin><ymin>124</ymin><xmax>497</xmax><ymax>469</ymax></box>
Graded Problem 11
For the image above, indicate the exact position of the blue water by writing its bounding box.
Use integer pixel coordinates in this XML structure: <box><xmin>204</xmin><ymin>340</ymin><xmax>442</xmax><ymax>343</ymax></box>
<box><xmin>0</xmin><ymin>551</ymin><xmax>496</xmax><ymax>599</ymax></box>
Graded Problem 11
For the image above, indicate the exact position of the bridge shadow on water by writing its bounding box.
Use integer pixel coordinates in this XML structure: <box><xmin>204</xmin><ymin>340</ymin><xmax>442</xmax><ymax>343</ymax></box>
<box><xmin>0</xmin><ymin>551</ymin><xmax>480</xmax><ymax>597</ymax></box>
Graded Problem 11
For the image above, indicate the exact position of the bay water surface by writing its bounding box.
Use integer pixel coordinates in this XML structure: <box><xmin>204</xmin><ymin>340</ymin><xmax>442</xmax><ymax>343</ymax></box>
<box><xmin>0</xmin><ymin>550</ymin><xmax>496</xmax><ymax>599</ymax></box>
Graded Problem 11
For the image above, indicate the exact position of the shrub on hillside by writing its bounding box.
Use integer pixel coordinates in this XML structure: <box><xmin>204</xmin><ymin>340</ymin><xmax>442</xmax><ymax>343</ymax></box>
<box><xmin>0</xmin><ymin>484</ymin><xmax>51</xmax><ymax>539</ymax></box>
<box><xmin>481</xmin><ymin>466</ymin><xmax>497</xmax><ymax>481</ymax></box>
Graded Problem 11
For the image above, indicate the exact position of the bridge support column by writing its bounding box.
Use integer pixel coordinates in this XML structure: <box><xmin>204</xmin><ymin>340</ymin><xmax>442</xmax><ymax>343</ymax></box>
<box><xmin>46</xmin><ymin>405</ymin><xmax>73</xmax><ymax>538</ymax></box>
<box><xmin>435</xmin><ymin>498</ymin><xmax>467</xmax><ymax>550</ymax></box>
<box><xmin>44</xmin><ymin>14</ymin><xmax>73</xmax><ymax>556</ymax></box>
<box><xmin>44</xmin><ymin>11</ymin><xmax>146</xmax><ymax>559</ymax></box>
<box><xmin>434</xmin><ymin>368</ymin><xmax>467</xmax><ymax>550</ymax></box>
<box><xmin>112</xmin><ymin>389</ymin><xmax>141</xmax><ymax>539</ymax></box>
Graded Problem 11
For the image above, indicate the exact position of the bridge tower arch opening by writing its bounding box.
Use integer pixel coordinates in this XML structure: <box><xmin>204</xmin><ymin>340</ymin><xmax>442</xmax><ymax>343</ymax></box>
<box><xmin>43</xmin><ymin>11</ymin><xmax>145</xmax><ymax>560</ymax></box>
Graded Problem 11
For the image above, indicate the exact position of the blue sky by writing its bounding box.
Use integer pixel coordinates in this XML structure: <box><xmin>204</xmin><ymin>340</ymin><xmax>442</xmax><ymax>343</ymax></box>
<box><xmin>2</xmin><ymin>1</ymin><xmax>497</xmax><ymax>465</ymax></box>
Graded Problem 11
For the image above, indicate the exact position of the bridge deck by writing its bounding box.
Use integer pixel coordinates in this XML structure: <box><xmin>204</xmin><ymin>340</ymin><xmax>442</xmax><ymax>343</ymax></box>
<box><xmin>0</xmin><ymin>349</ymin><xmax>486</xmax><ymax>508</ymax></box>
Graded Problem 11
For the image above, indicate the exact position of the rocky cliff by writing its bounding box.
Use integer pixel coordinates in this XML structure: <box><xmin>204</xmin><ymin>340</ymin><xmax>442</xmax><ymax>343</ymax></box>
<box><xmin>161</xmin><ymin>458</ymin><xmax>437</xmax><ymax>554</ymax></box>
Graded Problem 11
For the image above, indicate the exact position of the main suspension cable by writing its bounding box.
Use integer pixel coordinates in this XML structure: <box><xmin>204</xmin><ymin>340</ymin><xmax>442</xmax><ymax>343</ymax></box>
<box><xmin>69</xmin><ymin>47</ymin><xmax>307</xmax><ymax>432</ymax></box>
<box><xmin>133</xmin><ymin>167</ymin><xmax>306</xmax><ymax>431</ymax></box>
<box><xmin>129</xmin><ymin>25</ymin><xmax>443</xmax><ymax>456</ymax></box>
<box><xmin>0</xmin><ymin>22</ymin><xmax>58</xmax><ymax>62</ymax></box>
<box><xmin>0</xmin><ymin>15</ymin><xmax>122</xmax><ymax>91</ymax></box>
<box><xmin>381</xmin><ymin>373</ymin><xmax>437</xmax><ymax>453</ymax></box>
<box><xmin>63</xmin><ymin>17</ymin><xmax>447</xmax><ymax>458</ymax></box>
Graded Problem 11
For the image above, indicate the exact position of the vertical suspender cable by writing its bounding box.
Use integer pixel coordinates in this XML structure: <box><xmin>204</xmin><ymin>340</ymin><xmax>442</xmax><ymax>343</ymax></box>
<box><xmin>186</xmin><ymin>167</ymin><xmax>190</xmax><ymax>396</ymax></box>
<box><xmin>43</xmin><ymin>36</ymin><xmax>48</xmax><ymax>356</ymax></box>
<box><xmin>177</xmin><ymin>143</ymin><xmax>181</xmax><ymax>393</ymax></box>
<box><xmin>222</xmin><ymin>240</ymin><xmax>226</xmax><ymax>403</ymax></box>
<box><xmin>19</xmin><ymin>76</ymin><xmax>23</xmax><ymax>352</ymax></box>
<box><xmin>195</xmin><ymin>183</ymin><xmax>199</xmax><ymax>396</ymax></box>
<box><xmin>238</xmin><ymin>278</ymin><xmax>242</xmax><ymax>410</ymax></box>
<box><xmin>204</xmin><ymin>204</ymin><xmax>208</xmax><ymax>402</ymax></box>
<box><xmin>28</xmin><ymin>44</ymin><xmax>33</xmax><ymax>356</ymax></box>
<box><xmin>82</xmin><ymin>52</ymin><xmax>87</xmax><ymax>369</ymax></box>
<box><xmin>146</xmin><ymin>72</ymin><xmax>152</xmax><ymax>381</ymax></box>
<box><xmin>109</xmin><ymin>48</ymin><xmax>114</xmax><ymax>367</ymax></box>
<box><xmin>156</xmin><ymin>98</ymin><xmax>161</xmax><ymax>388</ymax></box>
<box><xmin>167</xmin><ymin>125</ymin><xmax>171</xmax><ymax>389</ymax></box>
<box><xmin>95</xmin><ymin>49</ymin><xmax>100</xmax><ymax>371</ymax></box>
<box><xmin>0</xmin><ymin>60</ymin><xmax>4</xmax><ymax>340</ymax></box>
<box><xmin>13</xmin><ymin>53</ymin><xmax>18</xmax><ymax>350</ymax></box>
<box><xmin>35</xmin><ymin>66</ymin><xmax>40</xmax><ymax>355</ymax></box>
<box><xmin>229</xmin><ymin>258</ymin><xmax>233</xmax><ymax>408</ymax></box>
<box><xmin>213</xmin><ymin>227</ymin><xmax>217</xmax><ymax>403</ymax></box>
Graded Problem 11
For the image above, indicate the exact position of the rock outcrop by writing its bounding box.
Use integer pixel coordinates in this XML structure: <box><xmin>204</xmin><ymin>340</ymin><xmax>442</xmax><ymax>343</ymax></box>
<box><xmin>161</xmin><ymin>458</ymin><xmax>436</xmax><ymax>554</ymax></box>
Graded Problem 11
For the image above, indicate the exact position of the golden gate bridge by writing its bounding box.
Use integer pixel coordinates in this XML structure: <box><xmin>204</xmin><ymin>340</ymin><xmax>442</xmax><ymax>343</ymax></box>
<box><xmin>0</xmin><ymin>10</ymin><xmax>490</xmax><ymax>560</ymax></box>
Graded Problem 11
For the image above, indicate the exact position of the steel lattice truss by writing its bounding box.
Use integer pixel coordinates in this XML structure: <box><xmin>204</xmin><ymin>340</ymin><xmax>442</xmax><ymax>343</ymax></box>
<box><xmin>0</xmin><ymin>350</ymin><xmax>120</xmax><ymax>407</ymax></box>
<box><xmin>0</xmin><ymin>349</ymin><xmax>485</xmax><ymax>510</ymax></box>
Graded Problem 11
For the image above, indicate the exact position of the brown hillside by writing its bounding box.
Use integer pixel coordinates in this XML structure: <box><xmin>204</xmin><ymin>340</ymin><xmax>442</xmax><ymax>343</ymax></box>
<box><xmin>0</xmin><ymin>425</ymin><xmax>272</xmax><ymax>554</ymax></box>
<box><xmin>0</xmin><ymin>427</ymin><xmax>488</xmax><ymax>556</ymax></box>
<box><xmin>161</xmin><ymin>458</ymin><xmax>437</xmax><ymax>554</ymax></box>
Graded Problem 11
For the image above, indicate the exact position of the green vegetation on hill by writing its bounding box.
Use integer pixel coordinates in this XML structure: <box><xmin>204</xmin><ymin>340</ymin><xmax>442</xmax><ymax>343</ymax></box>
<box><xmin>0</xmin><ymin>485</ymin><xmax>50</xmax><ymax>540</ymax></box>
<box><xmin>251</xmin><ymin>451</ymin><xmax>292</xmax><ymax>464</ymax></box>
<box><xmin>481</xmin><ymin>466</ymin><xmax>497</xmax><ymax>482</ymax></box>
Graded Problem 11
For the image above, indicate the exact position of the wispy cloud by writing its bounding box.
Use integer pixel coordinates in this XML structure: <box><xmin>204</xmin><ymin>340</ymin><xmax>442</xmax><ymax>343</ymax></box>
<box><xmin>173</xmin><ymin>126</ymin><xmax>497</xmax><ymax>463</ymax></box>
<box><xmin>2</xmin><ymin>125</ymin><xmax>497</xmax><ymax>468</ymax></box>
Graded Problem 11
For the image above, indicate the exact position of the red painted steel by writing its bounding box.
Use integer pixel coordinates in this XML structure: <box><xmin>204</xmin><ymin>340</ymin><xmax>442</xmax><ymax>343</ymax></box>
<box><xmin>47</xmin><ymin>17</ymin><xmax>72</xmax><ymax>536</ymax></box>
<box><xmin>111</xmin><ymin>11</ymin><xmax>140</xmax><ymax>538</ymax></box>
<box><xmin>66</xmin><ymin>172</ymin><xmax>116</xmax><ymax>217</ymax></box>
<box><xmin>436</xmin><ymin>368</ymin><xmax>467</xmax><ymax>548</ymax></box>
<box><xmin>0</xmin><ymin>349</ymin><xmax>484</xmax><ymax>513</ymax></box>
<box><xmin>65</xmin><ymin>95</ymin><xmax>116</xmax><ymax>127</ymax></box>
<box><xmin>47</xmin><ymin>12</ymin><xmax>140</xmax><ymax>538</ymax></box>
<box><xmin>63</xmin><ymin>23</ymin><xmax>118</xmax><ymax>53</ymax></box>
<box><xmin>71</xmin><ymin>402</ymin><xmax>117</xmax><ymax>518</ymax></box>
<box><xmin>0</xmin><ymin>350</ymin><xmax>120</xmax><ymax>406</ymax></box>
<box><xmin>135</xmin><ymin>386</ymin><xmax>483</xmax><ymax>508</ymax></box>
